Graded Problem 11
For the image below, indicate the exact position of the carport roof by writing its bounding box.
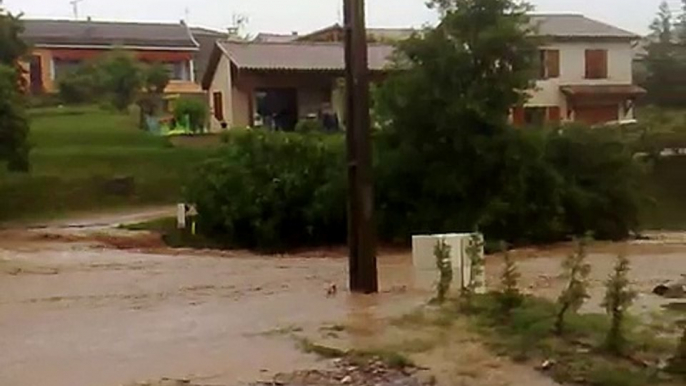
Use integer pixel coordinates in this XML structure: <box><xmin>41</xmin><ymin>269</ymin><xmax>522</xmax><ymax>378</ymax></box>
<box><xmin>216</xmin><ymin>41</ymin><xmax>395</xmax><ymax>72</ymax></box>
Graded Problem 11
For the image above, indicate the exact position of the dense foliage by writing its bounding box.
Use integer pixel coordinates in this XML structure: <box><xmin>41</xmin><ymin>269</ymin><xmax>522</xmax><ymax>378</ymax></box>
<box><xmin>186</xmin><ymin>131</ymin><xmax>347</xmax><ymax>251</ymax></box>
<box><xmin>546</xmin><ymin>126</ymin><xmax>645</xmax><ymax>240</ymax></box>
<box><xmin>602</xmin><ymin>254</ymin><xmax>637</xmax><ymax>355</ymax></box>
<box><xmin>642</xmin><ymin>1</ymin><xmax>686</xmax><ymax>107</ymax></box>
<box><xmin>99</xmin><ymin>52</ymin><xmax>143</xmax><ymax>111</ymax></box>
<box><xmin>57</xmin><ymin>62</ymin><xmax>105</xmax><ymax>104</ymax></box>
<box><xmin>187</xmin><ymin>126</ymin><xmax>643</xmax><ymax>250</ymax></box>
<box><xmin>0</xmin><ymin>8</ymin><xmax>29</xmax><ymax>171</ymax></box>
<box><xmin>0</xmin><ymin>65</ymin><xmax>30</xmax><ymax>171</ymax></box>
<box><xmin>433</xmin><ymin>238</ymin><xmax>453</xmax><ymax>304</ymax></box>
<box><xmin>58</xmin><ymin>52</ymin><xmax>169</xmax><ymax>112</ymax></box>
<box><xmin>668</xmin><ymin>328</ymin><xmax>686</xmax><ymax>374</ymax></box>
<box><xmin>295</xmin><ymin>119</ymin><xmax>325</xmax><ymax>134</ymax></box>
<box><xmin>496</xmin><ymin>246</ymin><xmax>523</xmax><ymax>315</ymax></box>
<box><xmin>555</xmin><ymin>237</ymin><xmax>591</xmax><ymax>335</ymax></box>
<box><xmin>174</xmin><ymin>97</ymin><xmax>208</xmax><ymax>133</ymax></box>
<box><xmin>185</xmin><ymin>0</ymin><xmax>646</xmax><ymax>251</ymax></box>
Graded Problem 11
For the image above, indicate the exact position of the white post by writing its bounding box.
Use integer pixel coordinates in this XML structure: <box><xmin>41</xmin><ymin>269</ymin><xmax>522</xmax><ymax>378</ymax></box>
<box><xmin>177</xmin><ymin>203</ymin><xmax>187</xmax><ymax>229</ymax></box>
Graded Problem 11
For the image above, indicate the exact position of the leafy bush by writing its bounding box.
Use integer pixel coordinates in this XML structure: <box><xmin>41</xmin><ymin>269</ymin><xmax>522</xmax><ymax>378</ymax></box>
<box><xmin>185</xmin><ymin>130</ymin><xmax>346</xmax><ymax>251</ymax></box>
<box><xmin>174</xmin><ymin>97</ymin><xmax>208</xmax><ymax>133</ymax></box>
<box><xmin>602</xmin><ymin>254</ymin><xmax>637</xmax><ymax>355</ymax></box>
<box><xmin>0</xmin><ymin>64</ymin><xmax>29</xmax><ymax>171</ymax></box>
<box><xmin>0</xmin><ymin>10</ymin><xmax>29</xmax><ymax>172</ymax></box>
<box><xmin>99</xmin><ymin>51</ymin><xmax>143</xmax><ymax>111</ymax></box>
<box><xmin>295</xmin><ymin>119</ymin><xmax>324</xmax><ymax>133</ymax></box>
<box><xmin>497</xmin><ymin>245</ymin><xmax>523</xmax><ymax>315</ymax></box>
<box><xmin>374</xmin><ymin>127</ymin><xmax>567</xmax><ymax>244</ymax></box>
<box><xmin>668</xmin><ymin>328</ymin><xmax>686</xmax><ymax>375</ymax></box>
<box><xmin>187</xmin><ymin>125</ymin><xmax>645</xmax><ymax>251</ymax></box>
<box><xmin>547</xmin><ymin>125</ymin><xmax>645</xmax><ymax>240</ymax></box>
<box><xmin>57</xmin><ymin>64</ymin><xmax>103</xmax><ymax>105</ymax></box>
<box><xmin>555</xmin><ymin>237</ymin><xmax>591</xmax><ymax>335</ymax></box>
<box><xmin>184</xmin><ymin>0</ymin><xmax>646</xmax><ymax>251</ymax></box>
<box><xmin>433</xmin><ymin>238</ymin><xmax>453</xmax><ymax>304</ymax></box>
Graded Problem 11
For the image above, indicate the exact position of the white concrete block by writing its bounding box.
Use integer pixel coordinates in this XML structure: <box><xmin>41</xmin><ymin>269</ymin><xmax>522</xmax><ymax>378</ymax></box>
<box><xmin>411</xmin><ymin>233</ymin><xmax>485</xmax><ymax>293</ymax></box>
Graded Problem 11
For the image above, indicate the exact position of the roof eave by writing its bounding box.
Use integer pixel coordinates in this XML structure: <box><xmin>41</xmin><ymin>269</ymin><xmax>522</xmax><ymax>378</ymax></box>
<box><xmin>536</xmin><ymin>34</ymin><xmax>639</xmax><ymax>42</ymax></box>
<box><xmin>201</xmin><ymin>42</ymin><xmax>229</xmax><ymax>89</ymax></box>
<box><xmin>32</xmin><ymin>43</ymin><xmax>199</xmax><ymax>51</ymax></box>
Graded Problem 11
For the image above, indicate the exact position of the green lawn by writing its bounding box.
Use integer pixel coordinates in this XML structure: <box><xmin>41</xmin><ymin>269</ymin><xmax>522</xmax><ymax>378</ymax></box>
<box><xmin>0</xmin><ymin>106</ymin><xmax>215</xmax><ymax>221</ymax></box>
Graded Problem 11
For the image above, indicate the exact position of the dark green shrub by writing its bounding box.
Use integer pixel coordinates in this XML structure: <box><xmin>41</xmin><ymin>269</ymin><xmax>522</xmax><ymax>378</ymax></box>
<box><xmin>555</xmin><ymin>237</ymin><xmax>592</xmax><ymax>335</ymax></box>
<box><xmin>295</xmin><ymin>119</ymin><xmax>324</xmax><ymax>133</ymax></box>
<box><xmin>497</xmin><ymin>245</ymin><xmax>523</xmax><ymax>315</ymax></box>
<box><xmin>0</xmin><ymin>10</ymin><xmax>29</xmax><ymax>172</ymax></box>
<box><xmin>374</xmin><ymin>127</ymin><xmax>567</xmax><ymax>244</ymax></box>
<box><xmin>668</xmin><ymin>327</ymin><xmax>686</xmax><ymax>375</ymax></box>
<box><xmin>0</xmin><ymin>64</ymin><xmax>29</xmax><ymax>171</ymax></box>
<box><xmin>188</xmin><ymin>124</ymin><xmax>645</xmax><ymax>251</ymax></box>
<box><xmin>434</xmin><ymin>238</ymin><xmax>453</xmax><ymax>303</ymax></box>
<box><xmin>58</xmin><ymin>69</ymin><xmax>100</xmax><ymax>104</ymax></box>
<box><xmin>547</xmin><ymin>125</ymin><xmax>646</xmax><ymax>240</ymax></box>
<box><xmin>174</xmin><ymin>97</ymin><xmax>208</xmax><ymax>133</ymax></box>
<box><xmin>99</xmin><ymin>51</ymin><xmax>142</xmax><ymax>111</ymax></box>
<box><xmin>602</xmin><ymin>254</ymin><xmax>636</xmax><ymax>355</ymax></box>
<box><xmin>185</xmin><ymin>130</ymin><xmax>346</xmax><ymax>251</ymax></box>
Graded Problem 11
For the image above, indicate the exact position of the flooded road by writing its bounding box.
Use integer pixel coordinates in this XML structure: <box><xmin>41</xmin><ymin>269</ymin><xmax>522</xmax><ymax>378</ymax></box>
<box><xmin>0</xmin><ymin>232</ymin><xmax>425</xmax><ymax>386</ymax></box>
<box><xmin>1</xmin><ymin>225</ymin><xmax>684</xmax><ymax>386</ymax></box>
<box><xmin>490</xmin><ymin>242</ymin><xmax>686</xmax><ymax>316</ymax></box>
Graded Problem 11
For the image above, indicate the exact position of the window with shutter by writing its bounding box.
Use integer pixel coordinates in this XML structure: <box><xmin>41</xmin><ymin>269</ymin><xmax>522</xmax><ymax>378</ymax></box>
<box><xmin>538</xmin><ymin>50</ymin><xmax>560</xmax><ymax>79</ymax></box>
<box><xmin>213</xmin><ymin>92</ymin><xmax>224</xmax><ymax>121</ymax></box>
<box><xmin>547</xmin><ymin>50</ymin><xmax>560</xmax><ymax>78</ymax></box>
<box><xmin>585</xmin><ymin>49</ymin><xmax>608</xmax><ymax>79</ymax></box>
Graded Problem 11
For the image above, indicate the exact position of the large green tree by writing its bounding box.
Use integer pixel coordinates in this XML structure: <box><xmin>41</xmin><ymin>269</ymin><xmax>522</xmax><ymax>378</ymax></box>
<box><xmin>99</xmin><ymin>51</ymin><xmax>143</xmax><ymax>111</ymax></box>
<box><xmin>0</xmin><ymin>7</ymin><xmax>29</xmax><ymax>171</ymax></box>
<box><xmin>643</xmin><ymin>1</ymin><xmax>686</xmax><ymax>107</ymax></box>
<box><xmin>374</xmin><ymin>0</ymin><xmax>551</xmax><ymax>240</ymax></box>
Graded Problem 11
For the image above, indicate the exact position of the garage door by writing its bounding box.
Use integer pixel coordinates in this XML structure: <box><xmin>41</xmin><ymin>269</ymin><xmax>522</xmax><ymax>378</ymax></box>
<box><xmin>575</xmin><ymin>105</ymin><xmax>618</xmax><ymax>125</ymax></box>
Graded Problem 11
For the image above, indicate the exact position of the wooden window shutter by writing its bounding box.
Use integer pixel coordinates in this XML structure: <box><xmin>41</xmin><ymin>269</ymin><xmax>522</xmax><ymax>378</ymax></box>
<box><xmin>585</xmin><ymin>49</ymin><xmax>608</xmax><ymax>79</ymax></box>
<box><xmin>547</xmin><ymin>106</ymin><xmax>561</xmax><ymax>122</ymax></box>
<box><xmin>598</xmin><ymin>50</ymin><xmax>608</xmax><ymax>78</ymax></box>
<box><xmin>213</xmin><ymin>92</ymin><xmax>224</xmax><ymax>121</ymax></box>
<box><xmin>547</xmin><ymin>50</ymin><xmax>560</xmax><ymax>78</ymax></box>
<box><xmin>512</xmin><ymin>107</ymin><xmax>526</xmax><ymax>126</ymax></box>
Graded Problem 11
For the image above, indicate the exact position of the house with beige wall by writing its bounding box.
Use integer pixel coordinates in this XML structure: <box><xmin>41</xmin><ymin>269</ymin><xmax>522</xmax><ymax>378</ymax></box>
<box><xmin>201</xmin><ymin>41</ymin><xmax>393</xmax><ymax>131</ymax></box>
<box><xmin>515</xmin><ymin>14</ymin><xmax>645</xmax><ymax>126</ymax></box>
<box><xmin>202</xmin><ymin>14</ymin><xmax>643</xmax><ymax>131</ymax></box>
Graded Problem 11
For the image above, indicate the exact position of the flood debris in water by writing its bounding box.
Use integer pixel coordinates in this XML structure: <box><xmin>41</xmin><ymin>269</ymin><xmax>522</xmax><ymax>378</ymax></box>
<box><xmin>254</xmin><ymin>357</ymin><xmax>435</xmax><ymax>386</ymax></box>
<box><xmin>653</xmin><ymin>276</ymin><xmax>686</xmax><ymax>299</ymax></box>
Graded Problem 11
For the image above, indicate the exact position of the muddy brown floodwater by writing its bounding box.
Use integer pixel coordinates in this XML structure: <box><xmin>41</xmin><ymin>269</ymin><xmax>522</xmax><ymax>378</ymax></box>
<box><xmin>0</xmin><ymin>222</ymin><xmax>684</xmax><ymax>386</ymax></box>
<box><xmin>0</xmin><ymin>228</ymin><xmax>427</xmax><ymax>386</ymax></box>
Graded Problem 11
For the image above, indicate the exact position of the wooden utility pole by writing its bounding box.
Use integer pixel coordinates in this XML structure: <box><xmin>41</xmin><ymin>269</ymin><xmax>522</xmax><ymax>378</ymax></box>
<box><xmin>343</xmin><ymin>0</ymin><xmax>378</xmax><ymax>294</ymax></box>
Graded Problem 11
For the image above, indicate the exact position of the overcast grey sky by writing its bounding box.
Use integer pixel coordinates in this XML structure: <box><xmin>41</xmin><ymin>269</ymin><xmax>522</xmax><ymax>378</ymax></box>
<box><xmin>4</xmin><ymin>0</ymin><xmax>682</xmax><ymax>36</ymax></box>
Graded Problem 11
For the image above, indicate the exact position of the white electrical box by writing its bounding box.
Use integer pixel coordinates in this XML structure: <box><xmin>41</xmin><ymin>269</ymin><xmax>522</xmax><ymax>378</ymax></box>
<box><xmin>411</xmin><ymin>233</ymin><xmax>486</xmax><ymax>293</ymax></box>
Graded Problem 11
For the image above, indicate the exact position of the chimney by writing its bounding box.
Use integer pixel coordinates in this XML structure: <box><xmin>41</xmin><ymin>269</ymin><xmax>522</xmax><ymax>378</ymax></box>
<box><xmin>291</xmin><ymin>31</ymin><xmax>298</xmax><ymax>36</ymax></box>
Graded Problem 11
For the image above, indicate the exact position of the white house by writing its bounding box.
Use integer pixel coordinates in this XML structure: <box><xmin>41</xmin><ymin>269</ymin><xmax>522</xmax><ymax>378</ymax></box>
<box><xmin>515</xmin><ymin>14</ymin><xmax>645</xmax><ymax>126</ymax></box>
<box><xmin>202</xmin><ymin>14</ymin><xmax>644</xmax><ymax>131</ymax></box>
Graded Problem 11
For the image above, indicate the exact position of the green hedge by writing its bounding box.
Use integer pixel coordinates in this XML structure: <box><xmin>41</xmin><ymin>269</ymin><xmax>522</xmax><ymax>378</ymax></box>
<box><xmin>186</xmin><ymin>130</ymin><xmax>347</xmax><ymax>251</ymax></box>
<box><xmin>186</xmin><ymin>126</ymin><xmax>646</xmax><ymax>251</ymax></box>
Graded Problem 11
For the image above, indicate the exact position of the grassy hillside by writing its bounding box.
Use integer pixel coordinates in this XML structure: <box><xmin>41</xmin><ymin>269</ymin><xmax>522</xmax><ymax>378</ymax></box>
<box><xmin>0</xmin><ymin>106</ymin><xmax>214</xmax><ymax>221</ymax></box>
